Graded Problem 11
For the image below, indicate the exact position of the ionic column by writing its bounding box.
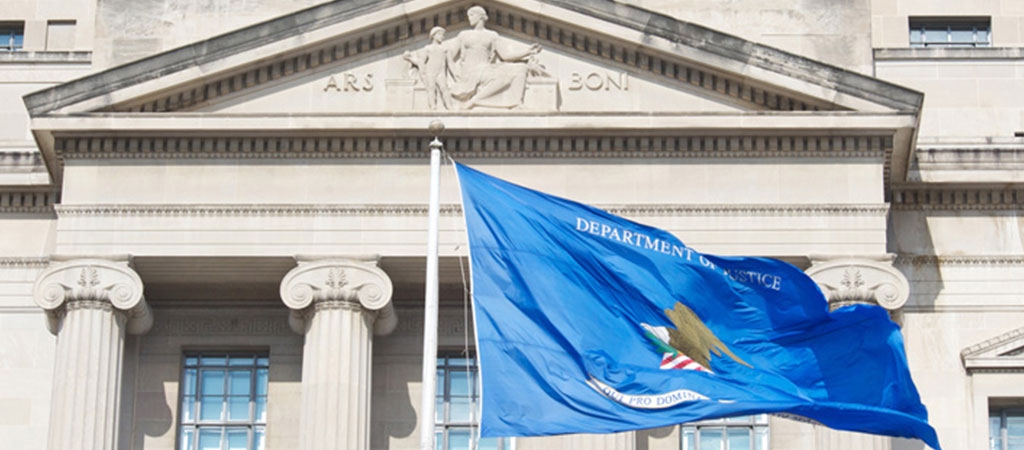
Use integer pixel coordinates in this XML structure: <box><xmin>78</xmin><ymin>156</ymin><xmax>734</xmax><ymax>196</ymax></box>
<box><xmin>564</xmin><ymin>432</ymin><xmax>636</xmax><ymax>450</ymax></box>
<box><xmin>33</xmin><ymin>256</ymin><xmax>151</xmax><ymax>450</ymax></box>
<box><xmin>806</xmin><ymin>254</ymin><xmax>910</xmax><ymax>315</ymax></box>
<box><xmin>280</xmin><ymin>257</ymin><xmax>396</xmax><ymax>450</ymax></box>
<box><xmin>805</xmin><ymin>254</ymin><xmax>909</xmax><ymax>450</ymax></box>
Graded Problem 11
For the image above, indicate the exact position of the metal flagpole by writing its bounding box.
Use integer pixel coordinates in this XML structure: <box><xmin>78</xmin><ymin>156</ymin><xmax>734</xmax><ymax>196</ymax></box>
<box><xmin>420</xmin><ymin>120</ymin><xmax>444</xmax><ymax>450</ymax></box>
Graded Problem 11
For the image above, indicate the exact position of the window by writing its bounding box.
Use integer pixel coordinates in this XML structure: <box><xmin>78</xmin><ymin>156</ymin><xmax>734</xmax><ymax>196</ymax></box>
<box><xmin>435</xmin><ymin>354</ymin><xmax>506</xmax><ymax>450</ymax></box>
<box><xmin>909</xmin><ymin>17</ymin><xmax>991</xmax><ymax>47</ymax></box>
<box><xmin>682</xmin><ymin>415</ymin><xmax>769</xmax><ymax>450</ymax></box>
<box><xmin>990</xmin><ymin>408</ymin><xmax>1024</xmax><ymax>450</ymax></box>
<box><xmin>0</xmin><ymin>22</ymin><xmax>24</xmax><ymax>51</ymax></box>
<box><xmin>178</xmin><ymin>352</ymin><xmax>268</xmax><ymax>450</ymax></box>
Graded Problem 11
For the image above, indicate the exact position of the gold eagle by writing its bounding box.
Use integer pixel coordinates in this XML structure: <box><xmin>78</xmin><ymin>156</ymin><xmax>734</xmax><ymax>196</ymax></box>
<box><xmin>664</xmin><ymin>302</ymin><xmax>752</xmax><ymax>369</ymax></box>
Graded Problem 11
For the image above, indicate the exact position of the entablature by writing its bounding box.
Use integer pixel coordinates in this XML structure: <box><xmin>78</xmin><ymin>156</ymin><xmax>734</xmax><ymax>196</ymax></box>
<box><xmin>46</xmin><ymin>125</ymin><xmax>897</xmax><ymax>160</ymax></box>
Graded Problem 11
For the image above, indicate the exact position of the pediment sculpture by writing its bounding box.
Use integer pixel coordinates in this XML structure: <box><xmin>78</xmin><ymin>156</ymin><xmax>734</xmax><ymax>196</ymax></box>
<box><xmin>402</xmin><ymin>6</ymin><xmax>551</xmax><ymax>110</ymax></box>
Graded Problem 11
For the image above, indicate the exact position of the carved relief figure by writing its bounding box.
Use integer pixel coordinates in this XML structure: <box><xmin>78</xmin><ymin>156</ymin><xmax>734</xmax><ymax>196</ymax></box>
<box><xmin>402</xmin><ymin>6</ymin><xmax>549</xmax><ymax>110</ymax></box>
<box><xmin>403</xmin><ymin>27</ymin><xmax>454</xmax><ymax>110</ymax></box>
<box><xmin>449</xmin><ymin>6</ymin><xmax>544</xmax><ymax>109</ymax></box>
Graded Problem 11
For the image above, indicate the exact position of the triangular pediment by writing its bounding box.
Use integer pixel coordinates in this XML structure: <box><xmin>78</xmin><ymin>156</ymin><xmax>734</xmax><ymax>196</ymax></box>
<box><xmin>24</xmin><ymin>0</ymin><xmax>921</xmax><ymax>116</ymax></box>
<box><xmin>23</xmin><ymin>0</ymin><xmax>926</xmax><ymax>188</ymax></box>
<box><xmin>194</xmin><ymin>29</ymin><xmax>750</xmax><ymax>115</ymax></box>
<box><xmin>961</xmin><ymin>327</ymin><xmax>1024</xmax><ymax>373</ymax></box>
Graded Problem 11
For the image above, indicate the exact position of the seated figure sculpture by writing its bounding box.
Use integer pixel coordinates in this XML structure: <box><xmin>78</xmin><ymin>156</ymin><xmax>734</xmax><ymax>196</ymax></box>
<box><xmin>450</xmin><ymin>6</ymin><xmax>543</xmax><ymax>109</ymax></box>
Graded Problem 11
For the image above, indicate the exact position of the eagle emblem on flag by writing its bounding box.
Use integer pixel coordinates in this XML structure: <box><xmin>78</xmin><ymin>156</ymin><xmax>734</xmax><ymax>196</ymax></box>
<box><xmin>642</xmin><ymin>302</ymin><xmax>752</xmax><ymax>372</ymax></box>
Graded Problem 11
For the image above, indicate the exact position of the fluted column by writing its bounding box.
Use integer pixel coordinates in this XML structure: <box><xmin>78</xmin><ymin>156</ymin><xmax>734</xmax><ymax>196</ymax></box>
<box><xmin>280</xmin><ymin>257</ymin><xmax>395</xmax><ymax>450</ymax></box>
<box><xmin>805</xmin><ymin>254</ymin><xmax>908</xmax><ymax>450</ymax></box>
<box><xmin>33</xmin><ymin>256</ymin><xmax>151</xmax><ymax>450</ymax></box>
<box><xmin>806</xmin><ymin>254</ymin><xmax>910</xmax><ymax>313</ymax></box>
<box><xmin>564</xmin><ymin>432</ymin><xmax>636</xmax><ymax>450</ymax></box>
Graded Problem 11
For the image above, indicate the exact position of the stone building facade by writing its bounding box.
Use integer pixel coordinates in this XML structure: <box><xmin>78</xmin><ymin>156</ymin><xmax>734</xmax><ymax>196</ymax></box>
<box><xmin>1</xmin><ymin>1</ymin><xmax>1023</xmax><ymax>449</ymax></box>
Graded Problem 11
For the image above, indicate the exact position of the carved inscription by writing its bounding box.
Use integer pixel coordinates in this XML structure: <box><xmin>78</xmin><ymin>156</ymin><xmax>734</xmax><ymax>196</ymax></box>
<box><xmin>323</xmin><ymin>72</ymin><xmax>374</xmax><ymax>92</ymax></box>
<box><xmin>568</xmin><ymin>71</ymin><xmax>629</xmax><ymax>91</ymax></box>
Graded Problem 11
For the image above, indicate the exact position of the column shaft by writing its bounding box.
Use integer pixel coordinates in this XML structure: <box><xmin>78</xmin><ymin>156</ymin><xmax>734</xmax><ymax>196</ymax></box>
<box><xmin>33</xmin><ymin>257</ymin><xmax>149</xmax><ymax>450</ymax></box>
<box><xmin>564</xmin><ymin>432</ymin><xmax>636</xmax><ymax>450</ymax></box>
<box><xmin>816</xmin><ymin>427</ymin><xmax>891</xmax><ymax>450</ymax></box>
<box><xmin>299</xmin><ymin>303</ymin><xmax>374</xmax><ymax>450</ymax></box>
<box><xmin>281</xmin><ymin>258</ymin><xmax>394</xmax><ymax>450</ymax></box>
<box><xmin>48</xmin><ymin>301</ymin><xmax>127</xmax><ymax>450</ymax></box>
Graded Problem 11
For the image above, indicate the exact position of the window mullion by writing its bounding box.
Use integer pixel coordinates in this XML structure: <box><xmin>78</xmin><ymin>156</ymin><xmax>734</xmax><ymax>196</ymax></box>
<box><xmin>1003</xmin><ymin>411</ymin><xmax>1008</xmax><ymax>450</ymax></box>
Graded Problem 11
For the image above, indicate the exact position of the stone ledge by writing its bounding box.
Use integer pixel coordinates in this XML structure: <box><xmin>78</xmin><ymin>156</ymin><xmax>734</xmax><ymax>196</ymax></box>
<box><xmin>0</xmin><ymin>51</ymin><xmax>92</xmax><ymax>64</ymax></box>
<box><xmin>875</xmin><ymin>47</ymin><xmax>1024</xmax><ymax>61</ymax></box>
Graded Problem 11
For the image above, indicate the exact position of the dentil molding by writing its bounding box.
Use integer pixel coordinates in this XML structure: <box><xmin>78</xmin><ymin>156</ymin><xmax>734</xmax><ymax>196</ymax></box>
<box><xmin>53</xmin><ymin>203</ymin><xmax>888</xmax><ymax>218</ymax></box>
<box><xmin>280</xmin><ymin>256</ymin><xmax>396</xmax><ymax>335</ymax></box>
<box><xmin>32</xmin><ymin>256</ymin><xmax>152</xmax><ymax>335</ymax></box>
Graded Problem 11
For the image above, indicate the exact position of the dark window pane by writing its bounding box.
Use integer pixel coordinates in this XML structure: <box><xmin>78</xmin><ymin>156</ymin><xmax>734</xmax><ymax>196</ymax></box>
<box><xmin>255</xmin><ymin>396</ymin><xmax>267</xmax><ymax>423</ymax></box>
<box><xmin>183</xmin><ymin>369</ymin><xmax>197</xmax><ymax>394</ymax></box>
<box><xmin>229</xmin><ymin>370</ymin><xmax>251</xmax><ymax>396</ymax></box>
<box><xmin>254</xmin><ymin>427</ymin><xmax>266</xmax><ymax>450</ymax></box>
<box><xmin>197</xmin><ymin>428</ymin><xmax>222</xmax><ymax>450</ymax></box>
<box><xmin>698</xmin><ymin>427</ymin><xmax>723</xmax><ymax>450</ymax></box>
<box><xmin>201</xmin><ymin>370</ymin><xmax>225</xmax><ymax>396</ymax></box>
<box><xmin>179</xmin><ymin>428</ymin><xmax>194</xmax><ymax>450</ymax></box>
<box><xmin>924</xmin><ymin>29</ymin><xmax>948</xmax><ymax>44</ymax></box>
<box><xmin>181</xmin><ymin>396</ymin><xmax>195</xmax><ymax>423</ymax></box>
<box><xmin>450</xmin><ymin>371</ymin><xmax>471</xmax><ymax>397</ymax></box>
<box><xmin>228</xmin><ymin>355</ymin><xmax>254</xmax><ymax>366</ymax></box>
<box><xmin>201</xmin><ymin>355</ymin><xmax>227</xmax><ymax>366</ymax></box>
<box><xmin>256</xmin><ymin>369</ymin><xmax>268</xmax><ymax>396</ymax></box>
<box><xmin>199</xmin><ymin>396</ymin><xmax>225</xmax><ymax>421</ymax></box>
<box><xmin>977</xmin><ymin>29</ymin><xmax>990</xmax><ymax>43</ymax></box>
<box><xmin>728</xmin><ymin>427</ymin><xmax>751</xmax><ymax>449</ymax></box>
<box><xmin>449</xmin><ymin>397</ymin><xmax>472</xmax><ymax>423</ymax></box>
<box><xmin>226</xmin><ymin>428</ymin><xmax>248</xmax><ymax>450</ymax></box>
<box><xmin>479</xmin><ymin>436</ymin><xmax>501</xmax><ymax>450</ymax></box>
<box><xmin>448</xmin><ymin>428</ymin><xmax>471</xmax><ymax>450</ymax></box>
<box><xmin>228</xmin><ymin>396</ymin><xmax>250</xmax><ymax>421</ymax></box>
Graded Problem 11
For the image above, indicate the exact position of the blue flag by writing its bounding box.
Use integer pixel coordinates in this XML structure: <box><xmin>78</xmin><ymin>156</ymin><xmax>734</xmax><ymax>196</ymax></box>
<box><xmin>455</xmin><ymin>163</ymin><xmax>940</xmax><ymax>449</ymax></box>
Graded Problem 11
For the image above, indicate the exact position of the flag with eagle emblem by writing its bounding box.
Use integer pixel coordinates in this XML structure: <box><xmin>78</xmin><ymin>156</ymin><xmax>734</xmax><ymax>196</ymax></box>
<box><xmin>455</xmin><ymin>163</ymin><xmax>940</xmax><ymax>450</ymax></box>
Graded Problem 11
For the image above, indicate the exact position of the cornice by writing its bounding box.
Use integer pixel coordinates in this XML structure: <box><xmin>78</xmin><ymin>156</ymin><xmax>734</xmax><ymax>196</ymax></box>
<box><xmin>961</xmin><ymin>326</ymin><xmax>1024</xmax><ymax>373</ymax></box>
<box><xmin>54</xmin><ymin>203</ymin><xmax>888</xmax><ymax>218</ymax></box>
<box><xmin>53</xmin><ymin>134</ymin><xmax>892</xmax><ymax>160</ymax></box>
<box><xmin>890</xmin><ymin>186</ymin><xmax>1024</xmax><ymax>211</ymax></box>
<box><xmin>0</xmin><ymin>191</ymin><xmax>59</xmax><ymax>214</ymax></box>
<box><xmin>895</xmin><ymin>255</ymin><xmax>1024</xmax><ymax>266</ymax></box>
<box><xmin>910</xmin><ymin>145</ymin><xmax>1024</xmax><ymax>175</ymax></box>
<box><xmin>962</xmin><ymin>327</ymin><xmax>1024</xmax><ymax>359</ymax></box>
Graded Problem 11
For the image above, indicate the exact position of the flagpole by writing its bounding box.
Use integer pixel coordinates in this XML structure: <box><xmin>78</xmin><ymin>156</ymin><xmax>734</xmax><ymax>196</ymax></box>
<box><xmin>420</xmin><ymin>120</ymin><xmax>444</xmax><ymax>450</ymax></box>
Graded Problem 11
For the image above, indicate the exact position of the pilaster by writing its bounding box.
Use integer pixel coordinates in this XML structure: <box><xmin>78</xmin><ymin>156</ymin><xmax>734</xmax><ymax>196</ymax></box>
<box><xmin>280</xmin><ymin>256</ymin><xmax>395</xmax><ymax>450</ymax></box>
<box><xmin>32</xmin><ymin>256</ymin><xmax>150</xmax><ymax>450</ymax></box>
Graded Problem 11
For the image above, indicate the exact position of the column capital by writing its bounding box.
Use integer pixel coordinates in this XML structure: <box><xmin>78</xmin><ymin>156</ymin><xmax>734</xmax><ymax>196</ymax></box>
<box><xmin>280</xmin><ymin>256</ymin><xmax>396</xmax><ymax>335</ymax></box>
<box><xmin>32</xmin><ymin>255</ymin><xmax>152</xmax><ymax>335</ymax></box>
<box><xmin>805</xmin><ymin>254</ymin><xmax>910</xmax><ymax>311</ymax></box>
